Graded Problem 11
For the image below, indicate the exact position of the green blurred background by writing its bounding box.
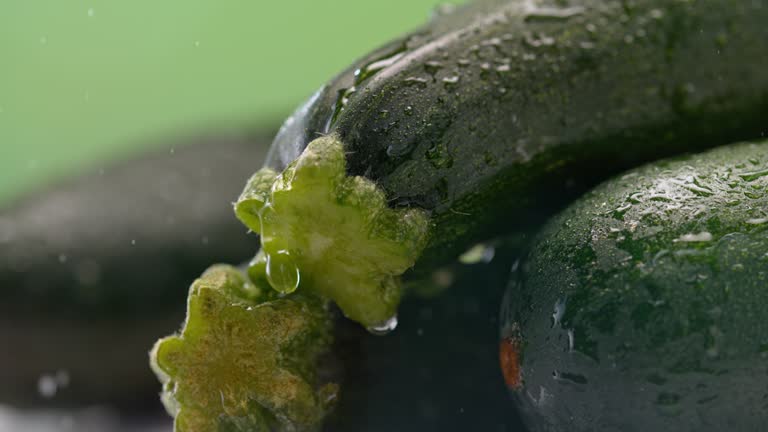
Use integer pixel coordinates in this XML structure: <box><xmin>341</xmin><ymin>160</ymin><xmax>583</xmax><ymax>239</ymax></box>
<box><xmin>1</xmin><ymin>0</ymin><xmax>460</xmax><ymax>203</ymax></box>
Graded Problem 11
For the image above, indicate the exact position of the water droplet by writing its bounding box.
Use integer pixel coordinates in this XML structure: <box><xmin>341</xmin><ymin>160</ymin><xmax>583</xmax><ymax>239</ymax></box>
<box><xmin>523</xmin><ymin>3</ymin><xmax>585</xmax><ymax>22</ymax></box>
<box><xmin>675</xmin><ymin>232</ymin><xmax>713</xmax><ymax>243</ymax></box>
<box><xmin>403</xmin><ymin>76</ymin><xmax>428</xmax><ymax>88</ymax></box>
<box><xmin>130</xmin><ymin>239</ymin><xmax>136</xmax><ymax>246</ymax></box>
<box><xmin>524</xmin><ymin>33</ymin><xmax>556</xmax><ymax>48</ymax></box>
<box><xmin>38</xmin><ymin>375</ymin><xmax>57</xmax><ymax>398</ymax></box>
<box><xmin>552</xmin><ymin>370</ymin><xmax>588</xmax><ymax>385</ymax></box>
<box><xmin>424</xmin><ymin>60</ymin><xmax>443</xmax><ymax>76</ymax></box>
<box><xmin>739</xmin><ymin>168</ymin><xmax>768</xmax><ymax>182</ymax></box>
<box><xmin>431</xmin><ymin>268</ymin><xmax>454</xmax><ymax>289</ymax></box>
<box><xmin>58</xmin><ymin>254</ymin><xmax>67</xmax><ymax>264</ymax></box>
<box><xmin>37</xmin><ymin>370</ymin><xmax>68</xmax><ymax>399</ymax></box>
<box><xmin>87</xmin><ymin>7</ymin><xmax>95</xmax><ymax>17</ymax></box>
<box><xmin>479</xmin><ymin>62</ymin><xmax>491</xmax><ymax>80</ymax></box>
<box><xmin>431</xmin><ymin>3</ymin><xmax>457</xmax><ymax>18</ymax></box>
<box><xmin>442</xmin><ymin>75</ymin><xmax>460</xmax><ymax>89</ymax></box>
<box><xmin>458</xmin><ymin>243</ymin><xmax>495</xmax><ymax>264</ymax></box>
<box><xmin>425</xmin><ymin>143</ymin><xmax>453</xmax><ymax>168</ymax></box>
<box><xmin>367</xmin><ymin>314</ymin><xmax>398</xmax><ymax>335</ymax></box>
<box><xmin>404</xmin><ymin>105</ymin><xmax>414</xmax><ymax>116</ymax></box>
<box><xmin>356</xmin><ymin>53</ymin><xmax>406</xmax><ymax>85</ymax></box>
<box><xmin>649</xmin><ymin>9</ymin><xmax>664</xmax><ymax>20</ymax></box>
<box><xmin>551</xmin><ymin>297</ymin><xmax>567</xmax><ymax>328</ymax></box>
<box><xmin>265</xmin><ymin>250</ymin><xmax>300</xmax><ymax>294</ymax></box>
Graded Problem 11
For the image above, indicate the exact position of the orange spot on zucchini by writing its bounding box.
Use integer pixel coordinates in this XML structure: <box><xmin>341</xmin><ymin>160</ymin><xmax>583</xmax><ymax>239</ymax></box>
<box><xmin>500</xmin><ymin>335</ymin><xmax>522</xmax><ymax>390</ymax></box>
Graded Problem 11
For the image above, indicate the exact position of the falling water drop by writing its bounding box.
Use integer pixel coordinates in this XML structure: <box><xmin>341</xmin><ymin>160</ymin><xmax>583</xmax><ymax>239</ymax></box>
<box><xmin>367</xmin><ymin>314</ymin><xmax>398</xmax><ymax>335</ymax></box>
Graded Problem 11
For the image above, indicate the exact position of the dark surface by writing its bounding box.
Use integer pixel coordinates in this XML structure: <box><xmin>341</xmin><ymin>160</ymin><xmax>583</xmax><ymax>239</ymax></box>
<box><xmin>330</xmin><ymin>240</ymin><xmax>527</xmax><ymax>431</ymax></box>
<box><xmin>0</xmin><ymin>130</ymin><xmax>271</xmax><ymax>408</ymax></box>
<box><xmin>267</xmin><ymin>0</ymin><xmax>768</xmax><ymax>270</ymax></box>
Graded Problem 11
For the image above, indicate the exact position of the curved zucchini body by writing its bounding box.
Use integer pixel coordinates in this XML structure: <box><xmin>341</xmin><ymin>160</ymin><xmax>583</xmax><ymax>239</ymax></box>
<box><xmin>501</xmin><ymin>141</ymin><xmax>768</xmax><ymax>432</ymax></box>
<box><xmin>152</xmin><ymin>1</ymin><xmax>768</xmax><ymax>428</ymax></box>
<box><xmin>268</xmin><ymin>0</ymin><xmax>768</xmax><ymax>269</ymax></box>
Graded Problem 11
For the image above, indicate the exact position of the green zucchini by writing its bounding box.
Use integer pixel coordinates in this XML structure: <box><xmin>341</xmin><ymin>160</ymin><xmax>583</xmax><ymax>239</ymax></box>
<box><xmin>151</xmin><ymin>0</ymin><xmax>768</xmax><ymax>429</ymax></box>
<box><xmin>269</xmin><ymin>0</ymin><xmax>768</xmax><ymax>271</ymax></box>
<box><xmin>242</xmin><ymin>0</ymin><xmax>768</xmax><ymax>329</ymax></box>
<box><xmin>501</xmin><ymin>141</ymin><xmax>768</xmax><ymax>432</ymax></box>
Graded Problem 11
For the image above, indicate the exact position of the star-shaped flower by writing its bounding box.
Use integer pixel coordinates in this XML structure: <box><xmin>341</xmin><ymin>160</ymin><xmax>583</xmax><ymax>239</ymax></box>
<box><xmin>150</xmin><ymin>265</ymin><xmax>337</xmax><ymax>432</ymax></box>
<box><xmin>235</xmin><ymin>134</ymin><xmax>430</xmax><ymax>328</ymax></box>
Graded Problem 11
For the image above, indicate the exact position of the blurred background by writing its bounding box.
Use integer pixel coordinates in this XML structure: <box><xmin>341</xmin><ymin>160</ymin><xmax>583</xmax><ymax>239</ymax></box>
<box><xmin>2</xmin><ymin>0</ymin><xmax>460</xmax><ymax>204</ymax></box>
<box><xmin>1</xmin><ymin>1</ymin><xmax>525</xmax><ymax>431</ymax></box>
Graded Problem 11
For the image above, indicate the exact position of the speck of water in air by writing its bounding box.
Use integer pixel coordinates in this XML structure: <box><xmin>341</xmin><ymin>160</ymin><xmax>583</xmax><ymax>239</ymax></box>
<box><xmin>367</xmin><ymin>314</ymin><xmax>398</xmax><ymax>336</ymax></box>
<box><xmin>458</xmin><ymin>243</ymin><xmax>495</xmax><ymax>264</ymax></box>
<box><xmin>37</xmin><ymin>370</ymin><xmax>69</xmax><ymax>399</ymax></box>
<box><xmin>87</xmin><ymin>8</ymin><xmax>95</xmax><ymax>18</ymax></box>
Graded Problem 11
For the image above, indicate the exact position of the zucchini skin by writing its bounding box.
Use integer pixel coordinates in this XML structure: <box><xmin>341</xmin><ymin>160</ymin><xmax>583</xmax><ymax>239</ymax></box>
<box><xmin>501</xmin><ymin>141</ymin><xmax>768</xmax><ymax>432</ymax></box>
<box><xmin>266</xmin><ymin>0</ymin><xmax>768</xmax><ymax>268</ymax></box>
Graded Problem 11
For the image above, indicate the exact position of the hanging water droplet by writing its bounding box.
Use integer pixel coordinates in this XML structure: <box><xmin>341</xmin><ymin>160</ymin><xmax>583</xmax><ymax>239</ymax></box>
<box><xmin>367</xmin><ymin>314</ymin><xmax>398</xmax><ymax>335</ymax></box>
<box><xmin>265</xmin><ymin>250</ymin><xmax>300</xmax><ymax>294</ymax></box>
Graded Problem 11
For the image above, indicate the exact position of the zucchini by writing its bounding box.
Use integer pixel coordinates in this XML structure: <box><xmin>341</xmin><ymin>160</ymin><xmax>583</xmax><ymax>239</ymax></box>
<box><xmin>240</xmin><ymin>0</ymin><xmax>768</xmax><ymax>327</ymax></box>
<box><xmin>268</xmin><ymin>0</ymin><xmax>768</xmax><ymax>271</ymax></box>
<box><xmin>501</xmin><ymin>141</ymin><xmax>768</xmax><ymax>432</ymax></box>
<box><xmin>152</xmin><ymin>0</ymin><xmax>768</xmax><ymax>429</ymax></box>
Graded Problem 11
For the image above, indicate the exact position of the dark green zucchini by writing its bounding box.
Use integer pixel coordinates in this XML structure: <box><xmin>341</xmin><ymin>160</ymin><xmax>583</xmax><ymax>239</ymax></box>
<box><xmin>267</xmin><ymin>0</ymin><xmax>768</xmax><ymax>269</ymax></box>
<box><xmin>152</xmin><ymin>1</ymin><xmax>768</xmax><ymax>429</ymax></box>
<box><xmin>501</xmin><ymin>141</ymin><xmax>768</xmax><ymax>432</ymax></box>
